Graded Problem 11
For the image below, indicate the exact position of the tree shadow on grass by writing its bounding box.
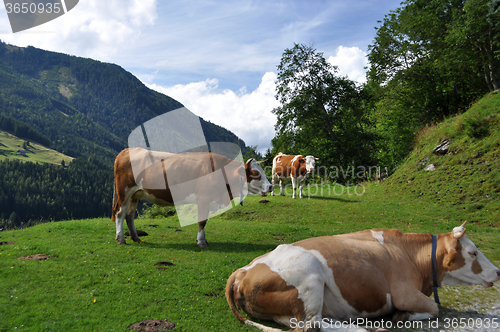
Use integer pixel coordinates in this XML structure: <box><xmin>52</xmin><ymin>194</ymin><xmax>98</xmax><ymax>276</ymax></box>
<box><xmin>140</xmin><ymin>241</ymin><xmax>277</xmax><ymax>253</ymax></box>
<box><xmin>306</xmin><ymin>195</ymin><xmax>360</xmax><ymax>203</ymax></box>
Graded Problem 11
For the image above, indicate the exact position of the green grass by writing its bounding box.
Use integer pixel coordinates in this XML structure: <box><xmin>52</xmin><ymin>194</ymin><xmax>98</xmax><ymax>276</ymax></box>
<box><xmin>1</xmin><ymin>91</ymin><xmax>500</xmax><ymax>331</ymax></box>
<box><xmin>0</xmin><ymin>183</ymin><xmax>499</xmax><ymax>332</ymax></box>
<box><xmin>384</xmin><ymin>91</ymin><xmax>500</xmax><ymax>228</ymax></box>
<box><xmin>0</xmin><ymin>130</ymin><xmax>73</xmax><ymax>166</ymax></box>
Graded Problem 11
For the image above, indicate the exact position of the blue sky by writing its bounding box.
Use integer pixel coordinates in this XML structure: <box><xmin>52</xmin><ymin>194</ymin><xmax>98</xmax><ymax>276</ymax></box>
<box><xmin>0</xmin><ymin>0</ymin><xmax>402</xmax><ymax>153</ymax></box>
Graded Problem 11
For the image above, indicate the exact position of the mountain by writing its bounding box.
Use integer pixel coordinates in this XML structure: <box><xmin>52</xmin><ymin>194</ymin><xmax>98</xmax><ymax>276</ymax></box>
<box><xmin>0</xmin><ymin>41</ymin><xmax>248</xmax><ymax>160</ymax></box>
<box><xmin>0</xmin><ymin>41</ymin><xmax>252</xmax><ymax>227</ymax></box>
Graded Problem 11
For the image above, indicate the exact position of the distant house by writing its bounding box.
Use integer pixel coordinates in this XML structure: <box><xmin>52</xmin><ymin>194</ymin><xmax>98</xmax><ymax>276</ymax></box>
<box><xmin>17</xmin><ymin>149</ymin><xmax>26</xmax><ymax>156</ymax></box>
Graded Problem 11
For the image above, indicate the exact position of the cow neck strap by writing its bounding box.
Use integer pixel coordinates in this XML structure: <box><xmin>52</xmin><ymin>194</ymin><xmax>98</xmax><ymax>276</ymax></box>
<box><xmin>432</xmin><ymin>235</ymin><xmax>440</xmax><ymax>305</ymax></box>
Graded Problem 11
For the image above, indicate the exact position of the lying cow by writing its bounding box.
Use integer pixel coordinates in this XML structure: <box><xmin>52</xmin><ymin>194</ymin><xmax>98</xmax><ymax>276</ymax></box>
<box><xmin>226</xmin><ymin>222</ymin><xmax>500</xmax><ymax>331</ymax></box>
<box><xmin>112</xmin><ymin>147</ymin><xmax>273</xmax><ymax>247</ymax></box>
<box><xmin>271</xmin><ymin>153</ymin><xmax>319</xmax><ymax>199</ymax></box>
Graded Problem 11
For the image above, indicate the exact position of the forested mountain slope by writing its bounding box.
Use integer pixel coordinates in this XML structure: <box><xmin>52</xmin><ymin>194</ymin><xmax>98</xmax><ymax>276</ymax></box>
<box><xmin>0</xmin><ymin>41</ymin><xmax>251</xmax><ymax>228</ymax></box>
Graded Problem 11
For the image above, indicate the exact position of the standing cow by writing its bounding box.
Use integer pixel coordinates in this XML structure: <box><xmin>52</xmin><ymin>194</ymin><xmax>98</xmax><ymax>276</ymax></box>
<box><xmin>112</xmin><ymin>147</ymin><xmax>273</xmax><ymax>247</ymax></box>
<box><xmin>226</xmin><ymin>222</ymin><xmax>500</xmax><ymax>332</ymax></box>
<box><xmin>271</xmin><ymin>153</ymin><xmax>319</xmax><ymax>199</ymax></box>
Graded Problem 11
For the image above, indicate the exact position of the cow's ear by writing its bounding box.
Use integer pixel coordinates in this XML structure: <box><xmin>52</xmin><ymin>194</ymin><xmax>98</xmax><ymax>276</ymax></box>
<box><xmin>444</xmin><ymin>249</ymin><xmax>459</xmax><ymax>268</ymax></box>
<box><xmin>315</xmin><ymin>158</ymin><xmax>319</xmax><ymax>161</ymax></box>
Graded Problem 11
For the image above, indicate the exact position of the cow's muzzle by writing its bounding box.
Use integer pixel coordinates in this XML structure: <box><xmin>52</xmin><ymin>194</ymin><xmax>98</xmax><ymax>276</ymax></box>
<box><xmin>483</xmin><ymin>270</ymin><xmax>500</xmax><ymax>287</ymax></box>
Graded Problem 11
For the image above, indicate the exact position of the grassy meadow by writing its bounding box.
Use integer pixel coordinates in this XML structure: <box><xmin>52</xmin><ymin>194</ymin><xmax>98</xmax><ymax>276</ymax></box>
<box><xmin>1</xmin><ymin>92</ymin><xmax>500</xmax><ymax>331</ymax></box>
<box><xmin>0</xmin><ymin>130</ymin><xmax>73</xmax><ymax>166</ymax></box>
<box><xmin>0</xmin><ymin>183</ymin><xmax>499</xmax><ymax>332</ymax></box>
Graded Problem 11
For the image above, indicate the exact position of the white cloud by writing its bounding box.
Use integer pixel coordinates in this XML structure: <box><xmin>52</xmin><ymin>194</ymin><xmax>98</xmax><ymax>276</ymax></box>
<box><xmin>147</xmin><ymin>72</ymin><xmax>279</xmax><ymax>154</ymax></box>
<box><xmin>0</xmin><ymin>0</ymin><xmax>158</xmax><ymax>62</ymax></box>
<box><xmin>327</xmin><ymin>46</ymin><xmax>368</xmax><ymax>83</ymax></box>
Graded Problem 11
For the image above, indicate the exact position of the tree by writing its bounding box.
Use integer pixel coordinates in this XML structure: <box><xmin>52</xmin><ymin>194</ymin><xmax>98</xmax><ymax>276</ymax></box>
<box><xmin>272</xmin><ymin>44</ymin><xmax>376</xmax><ymax>171</ymax></box>
<box><xmin>366</xmin><ymin>0</ymin><xmax>499</xmax><ymax>167</ymax></box>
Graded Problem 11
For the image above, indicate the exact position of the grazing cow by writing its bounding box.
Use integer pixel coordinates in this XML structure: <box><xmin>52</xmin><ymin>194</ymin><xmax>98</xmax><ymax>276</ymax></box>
<box><xmin>226</xmin><ymin>222</ymin><xmax>500</xmax><ymax>332</ymax></box>
<box><xmin>112</xmin><ymin>147</ymin><xmax>273</xmax><ymax>247</ymax></box>
<box><xmin>271</xmin><ymin>153</ymin><xmax>319</xmax><ymax>199</ymax></box>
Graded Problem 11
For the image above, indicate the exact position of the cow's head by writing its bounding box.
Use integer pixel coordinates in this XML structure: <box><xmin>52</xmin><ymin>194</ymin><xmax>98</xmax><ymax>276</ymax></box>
<box><xmin>441</xmin><ymin>221</ymin><xmax>500</xmax><ymax>288</ymax></box>
<box><xmin>303</xmin><ymin>156</ymin><xmax>319</xmax><ymax>173</ymax></box>
<box><xmin>241</xmin><ymin>158</ymin><xmax>273</xmax><ymax>197</ymax></box>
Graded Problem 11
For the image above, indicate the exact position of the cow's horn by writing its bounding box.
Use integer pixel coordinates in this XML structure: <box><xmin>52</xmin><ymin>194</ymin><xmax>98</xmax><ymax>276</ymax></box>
<box><xmin>453</xmin><ymin>221</ymin><xmax>467</xmax><ymax>239</ymax></box>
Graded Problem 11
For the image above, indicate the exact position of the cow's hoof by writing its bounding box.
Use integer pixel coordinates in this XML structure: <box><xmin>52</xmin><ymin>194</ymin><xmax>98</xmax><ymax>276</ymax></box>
<box><xmin>392</xmin><ymin>310</ymin><xmax>411</xmax><ymax>322</ymax></box>
<box><xmin>280</xmin><ymin>193</ymin><xmax>285</xmax><ymax>196</ymax></box>
<box><xmin>117</xmin><ymin>241</ymin><xmax>127</xmax><ymax>245</ymax></box>
<box><xmin>197</xmin><ymin>241</ymin><xmax>208</xmax><ymax>248</ymax></box>
<box><xmin>132</xmin><ymin>237</ymin><xmax>142</xmax><ymax>243</ymax></box>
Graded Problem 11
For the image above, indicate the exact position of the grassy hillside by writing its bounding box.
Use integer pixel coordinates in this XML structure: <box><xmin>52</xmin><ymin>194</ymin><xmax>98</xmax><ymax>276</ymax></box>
<box><xmin>384</xmin><ymin>91</ymin><xmax>500</xmax><ymax>227</ymax></box>
<box><xmin>0</xmin><ymin>130</ymin><xmax>73</xmax><ymax>165</ymax></box>
<box><xmin>0</xmin><ymin>184</ymin><xmax>499</xmax><ymax>332</ymax></box>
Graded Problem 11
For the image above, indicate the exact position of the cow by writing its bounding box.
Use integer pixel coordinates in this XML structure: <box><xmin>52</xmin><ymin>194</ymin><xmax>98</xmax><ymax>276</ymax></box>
<box><xmin>271</xmin><ymin>153</ymin><xmax>319</xmax><ymax>199</ymax></box>
<box><xmin>112</xmin><ymin>147</ymin><xmax>273</xmax><ymax>247</ymax></box>
<box><xmin>226</xmin><ymin>222</ymin><xmax>500</xmax><ymax>332</ymax></box>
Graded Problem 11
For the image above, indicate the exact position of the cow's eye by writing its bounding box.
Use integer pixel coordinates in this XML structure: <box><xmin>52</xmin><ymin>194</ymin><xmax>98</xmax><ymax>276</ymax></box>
<box><xmin>469</xmin><ymin>251</ymin><xmax>478</xmax><ymax>258</ymax></box>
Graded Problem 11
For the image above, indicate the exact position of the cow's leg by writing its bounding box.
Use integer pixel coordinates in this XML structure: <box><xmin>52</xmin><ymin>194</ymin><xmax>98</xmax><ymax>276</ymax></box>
<box><xmin>271</xmin><ymin>173</ymin><xmax>276</xmax><ymax>196</ymax></box>
<box><xmin>115</xmin><ymin>201</ymin><xmax>128</xmax><ymax>245</ymax></box>
<box><xmin>391</xmin><ymin>287</ymin><xmax>439</xmax><ymax>322</ymax></box>
<box><xmin>291</xmin><ymin>176</ymin><xmax>297</xmax><ymax>199</ymax></box>
<box><xmin>279</xmin><ymin>178</ymin><xmax>285</xmax><ymax>196</ymax></box>
<box><xmin>197</xmin><ymin>202</ymin><xmax>210</xmax><ymax>247</ymax></box>
<box><xmin>299</xmin><ymin>179</ymin><xmax>305</xmax><ymax>198</ymax></box>
<box><xmin>197</xmin><ymin>220</ymin><xmax>208</xmax><ymax>248</ymax></box>
<box><xmin>125</xmin><ymin>198</ymin><xmax>141</xmax><ymax>243</ymax></box>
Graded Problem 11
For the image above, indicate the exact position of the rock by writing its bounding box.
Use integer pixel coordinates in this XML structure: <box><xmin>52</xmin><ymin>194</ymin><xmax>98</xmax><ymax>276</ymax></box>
<box><xmin>419</xmin><ymin>157</ymin><xmax>430</xmax><ymax>166</ymax></box>
<box><xmin>433</xmin><ymin>139</ymin><xmax>450</xmax><ymax>155</ymax></box>
<box><xmin>424</xmin><ymin>164</ymin><xmax>436</xmax><ymax>171</ymax></box>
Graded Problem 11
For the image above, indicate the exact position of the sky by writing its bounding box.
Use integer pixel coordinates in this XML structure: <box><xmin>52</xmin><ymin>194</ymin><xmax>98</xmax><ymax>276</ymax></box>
<box><xmin>0</xmin><ymin>0</ymin><xmax>402</xmax><ymax>154</ymax></box>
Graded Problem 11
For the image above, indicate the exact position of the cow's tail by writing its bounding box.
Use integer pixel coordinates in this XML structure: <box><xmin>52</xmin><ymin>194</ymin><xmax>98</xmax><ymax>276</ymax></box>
<box><xmin>225</xmin><ymin>271</ymin><xmax>247</xmax><ymax>324</ymax></box>
<box><xmin>225</xmin><ymin>271</ymin><xmax>285</xmax><ymax>332</ymax></box>
<box><xmin>111</xmin><ymin>182</ymin><xmax>117</xmax><ymax>223</ymax></box>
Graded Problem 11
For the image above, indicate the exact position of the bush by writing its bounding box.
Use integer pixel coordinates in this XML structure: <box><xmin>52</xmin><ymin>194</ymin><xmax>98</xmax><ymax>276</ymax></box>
<box><xmin>463</xmin><ymin>116</ymin><xmax>490</xmax><ymax>138</ymax></box>
<box><xmin>138</xmin><ymin>204</ymin><xmax>176</xmax><ymax>219</ymax></box>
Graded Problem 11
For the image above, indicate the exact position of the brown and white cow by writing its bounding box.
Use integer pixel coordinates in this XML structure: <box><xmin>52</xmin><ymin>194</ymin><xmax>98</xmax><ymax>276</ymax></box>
<box><xmin>112</xmin><ymin>147</ymin><xmax>273</xmax><ymax>247</ymax></box>
<box><xmin>271</xmin><ymin>153</ymin><xmax>319</xmax><ymax>199</ymax></box>
<box><xmin>226</xmin><ymin>222</ymin><xmax>500</xmax><ymax>332</ymax></box>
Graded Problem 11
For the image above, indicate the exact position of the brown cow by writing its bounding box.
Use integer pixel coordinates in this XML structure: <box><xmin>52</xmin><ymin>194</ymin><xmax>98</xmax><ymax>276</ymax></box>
<box><xmin>271</xmin><ymin>153</ymin><xmax>319</xmax><ymax>199</ymax></box>
<box><xmin>112</xmin><ymin>147</ymin><xmax>273</xmax><ymax>247</ymax></box>
<box><xmin>226</xmin><ymin>222</ymin><xmax>500</xmax><ymax>331</ymax></box>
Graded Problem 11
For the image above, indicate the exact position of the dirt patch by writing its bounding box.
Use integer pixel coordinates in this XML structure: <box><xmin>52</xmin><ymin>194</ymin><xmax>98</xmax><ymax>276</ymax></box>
<box><xmin>259</xmin><ymin>200</ymin><xmax>270</xmax><ymax>203</ymax></box>
<box><xmin>0</xmin><ymin>241</ymin><xmax>16</xmax><ymax>245</ymax></box>
<box><xmin>125</xmin><ymin>230</ymin><xmax>148</xmax><ymax>236</ymax></box>
<box><xmin>154</xmin><ymin>262</ymin><xmax>175</xmax><ymax>270</ymax></box>
<box><xmin>128</xmin><ymin>319</ymin><xmax>175</xmax><ymax>331</ymax></box>
<box><xmin>18</xmin><ymin>254</ymin><xmax>58</xmax><ymax>260</ymax></box>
